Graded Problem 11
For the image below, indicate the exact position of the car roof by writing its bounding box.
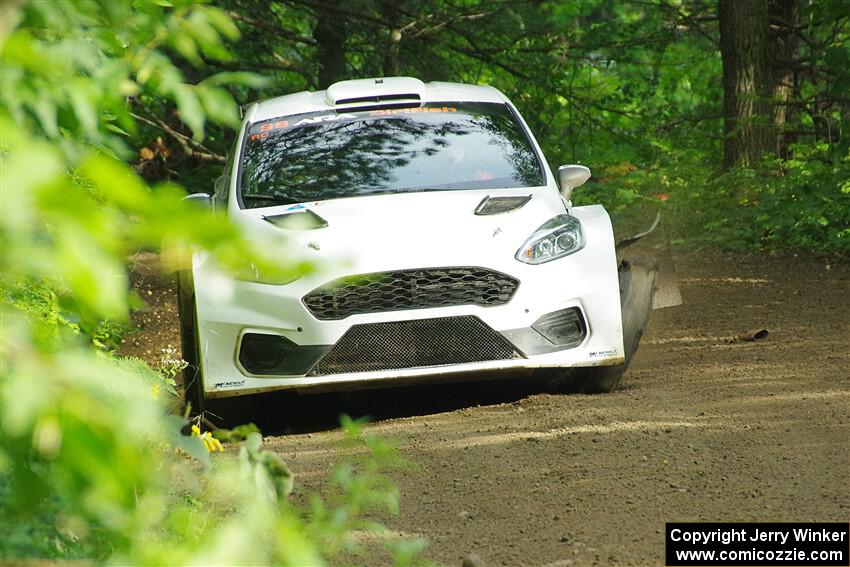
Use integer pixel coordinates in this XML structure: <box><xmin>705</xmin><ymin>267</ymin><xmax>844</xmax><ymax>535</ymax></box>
<box><xmin>244</xmin><ymin>77</ymin><xmax>509</xmax><ymax>123</ymax></box>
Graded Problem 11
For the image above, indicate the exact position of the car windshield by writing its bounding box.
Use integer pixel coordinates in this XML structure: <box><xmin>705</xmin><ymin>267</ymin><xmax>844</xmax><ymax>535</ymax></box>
<box><xmin>239</xmin><ymin>102</ymin><xmax>545</xmax><ymax>208</ymax></box>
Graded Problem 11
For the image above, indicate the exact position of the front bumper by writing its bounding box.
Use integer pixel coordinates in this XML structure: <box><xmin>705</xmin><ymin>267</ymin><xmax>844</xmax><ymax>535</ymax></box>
<box><xmin>194</xmin><ymin>264</ymin><xmax>623</xmax><ymax>399</ymax></box>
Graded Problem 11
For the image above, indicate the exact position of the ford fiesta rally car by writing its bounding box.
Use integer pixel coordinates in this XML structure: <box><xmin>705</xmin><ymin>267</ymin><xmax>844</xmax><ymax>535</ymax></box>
<box><xmin>178</xmin><ymin>77</ymin><xmax>659</xmax><ymax>416</ymax></box>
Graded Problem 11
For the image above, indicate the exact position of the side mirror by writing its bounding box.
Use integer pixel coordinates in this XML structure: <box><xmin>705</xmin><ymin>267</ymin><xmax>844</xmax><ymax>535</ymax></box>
<box><xmin>184</xmin><ymin>192</ymin><xmax>212</xmax><ymax>207</ymax></box>
<box><xmin>557</xmin><ymin>165</ymin><xmax>592</xmax><ymax>201</ymax></box>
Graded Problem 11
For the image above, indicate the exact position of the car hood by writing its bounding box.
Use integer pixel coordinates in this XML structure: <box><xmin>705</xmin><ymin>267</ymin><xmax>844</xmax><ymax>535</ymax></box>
<box><xmin>234</xmin><ymin>188</ymin><xmax>565</xmax><ymax>275</ymax></box>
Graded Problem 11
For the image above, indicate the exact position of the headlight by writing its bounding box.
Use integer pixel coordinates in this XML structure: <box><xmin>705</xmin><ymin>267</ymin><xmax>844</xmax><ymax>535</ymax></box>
<box><xmin>515</xmin><ymin>214</ymin><xmax>584</xmax><ymax>264</ymax></box>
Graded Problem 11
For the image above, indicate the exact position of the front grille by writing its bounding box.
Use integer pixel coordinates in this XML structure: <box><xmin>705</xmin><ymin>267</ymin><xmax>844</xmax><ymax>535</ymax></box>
<box><xmin>308</xmin><ymin>315</ymin><xmax>523</xmax><ymax>376</ymax></box>
<box><xmin>303</xmin><ymin>267</ymin><xmax>519</xmax><ymax>320</ymax></box>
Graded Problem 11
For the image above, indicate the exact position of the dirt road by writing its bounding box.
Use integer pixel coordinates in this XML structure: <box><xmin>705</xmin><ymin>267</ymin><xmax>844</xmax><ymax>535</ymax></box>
<box><xmin>125</xmin><ymin>251</ymin><xmax>850</xmax><ymax>566</ymax></box>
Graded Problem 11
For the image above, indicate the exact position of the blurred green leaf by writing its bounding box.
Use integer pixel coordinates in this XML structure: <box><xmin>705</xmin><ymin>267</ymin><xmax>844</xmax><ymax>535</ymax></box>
<box><xmin>196</xmin><ymin>84</ymin><xmax>239</xmax><ymax>127</ymax></box>
<box><xmin>173</xmin><ymin>84</ymin><xmax>205</xmax><ymax>140</ymax></box>
<box><xmin>0</xmin><ymin>2</ymin><xmax>423</xmax><ymax>564</ymax></box>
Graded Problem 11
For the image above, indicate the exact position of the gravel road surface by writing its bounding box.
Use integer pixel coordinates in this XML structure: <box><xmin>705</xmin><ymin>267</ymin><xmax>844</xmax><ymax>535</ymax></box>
<box><xmin>124</xmin><ymin>251</ymin><xmax>850</xmax><ymax>566</ymax></box>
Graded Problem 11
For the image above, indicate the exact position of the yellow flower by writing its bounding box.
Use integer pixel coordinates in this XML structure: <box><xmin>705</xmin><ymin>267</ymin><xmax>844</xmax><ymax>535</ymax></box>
<box><xmin>150</xmin><ymin>383</ymin><xmax>161</xmax><ymax>400</ymax></box>
<box><xmin>203</xmin><ymin>432</ymin><xmax>224</xmax><ymax>453</ymax></box>
<box><xmin>191</xmin><ymin>424</ymin><xmax>223</xmax><ymax>452</ymax></box>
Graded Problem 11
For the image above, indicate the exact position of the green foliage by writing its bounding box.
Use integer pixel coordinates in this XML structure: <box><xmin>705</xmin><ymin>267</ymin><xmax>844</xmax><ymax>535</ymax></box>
<box><xmin>0</xmin><ymin>473</ymin><xmax>114</xmax><ymax>560</ymax></box>
<box><xmin>2</xmin><ymin>0</ymin><xmax>244</xmax><ymax>149</ymax></box>
<box><xmin>1</xmin><ymin>1</ymin><xmax>423</xmax><ymax>565</ymax></box>
<box><xmin>693</xmin><ymin>145</ymin><xmax>850</xmax><ymax>253</ymax></box>
<box><xmin>240</xmin><ymin>432</ymin><xmax>295</xmax><ymax>501</ymax></box>
<box><xmin>575</xmin><ymin>143</ymin><xmax>850</xmax><ymax>254</ymax></box>
<box><xmin>213</xmin><ymin>0</ymin><xmax>847</xmax><ymax>254</ymax></box>
<box><xmin>302</xmin><ymin>416</ymin><xmax>429</xmax><ymax>566</ymax></box>
<box><xmin>211</xmin><ymin>422</ymin><xmax>262</xmax><ymax>443</ymax></box>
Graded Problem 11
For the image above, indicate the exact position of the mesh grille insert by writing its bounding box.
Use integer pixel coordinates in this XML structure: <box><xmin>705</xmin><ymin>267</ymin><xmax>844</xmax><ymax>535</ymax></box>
<box><xmin>303</xmin><ymin>267</ymin><xmax>519</xmax><ymax>320</ymax></box>
<box><xmin>308</xmin><ymin>316</ymin><xmax>522</xmax><ymax>376</ymax></box>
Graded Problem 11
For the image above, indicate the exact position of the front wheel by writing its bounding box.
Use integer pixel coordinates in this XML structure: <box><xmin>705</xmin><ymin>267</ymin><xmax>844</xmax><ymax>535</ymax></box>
<box><xmin>176</xmin><ymin>273</ymin><xmax>204</xmax><ymax>416</ymax></box>
<box><xmin>177</xmin><ymin>273</ymin><xmax>255</xmax><ymax>426</ymax></box>
<box><xmin>540</xmin><ymin>257</ymin><xmax>657</xmax><ymax>394</ymax></box>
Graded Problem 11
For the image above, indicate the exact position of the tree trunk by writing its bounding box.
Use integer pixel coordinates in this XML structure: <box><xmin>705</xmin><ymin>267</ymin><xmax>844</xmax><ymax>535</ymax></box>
<box><xmin>768</xmin><ymin>0</ymin><xmax>799</xmax><ymax>158</ymax></box>
<box><xmin>314</xmin><ymin>7</ymin><xmax>347</xmax><ymax>88</ymax></box>
<box><xmin>383</xmin><ymin>3</ymin><xmax>402</xmax><ymax>77</ymax></box>
<box><xmin>719</xmin><ymin>0</ymin><xmax>774</xmax><ymax>167</ymax></box>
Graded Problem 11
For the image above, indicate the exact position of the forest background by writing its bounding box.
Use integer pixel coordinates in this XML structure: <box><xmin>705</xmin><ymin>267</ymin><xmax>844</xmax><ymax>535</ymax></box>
<box><xmin>0</xmin><ymin>0</ymin><xmax>848</xmax><ymax>565</ymax></box>
<box><xmin>149</xmin><ymin>0</ymin><xmax>850</xmax><ymax>253</ymax></box>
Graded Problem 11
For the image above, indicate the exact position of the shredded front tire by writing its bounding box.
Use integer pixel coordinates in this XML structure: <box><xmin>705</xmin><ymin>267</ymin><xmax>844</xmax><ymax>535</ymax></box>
<box><xmin>539</xmin><ymin>257</ymin><xmax>657</xmax><ymax>394</ymax></box>
<box><xmin>578</xmin><ymin>257</ymin><xmax>656</xmax><ymax>393</ymax></box>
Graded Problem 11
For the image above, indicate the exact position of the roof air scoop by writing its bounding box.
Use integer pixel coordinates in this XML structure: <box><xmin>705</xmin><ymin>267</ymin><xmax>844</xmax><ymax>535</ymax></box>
<box><xmin>326</xmin><ymin>77</ymin><xmax>426</xmax><ymax>107</ymax></box>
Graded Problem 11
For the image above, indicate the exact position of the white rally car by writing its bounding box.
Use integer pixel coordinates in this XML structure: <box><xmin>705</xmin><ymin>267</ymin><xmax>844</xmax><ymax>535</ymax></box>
<box><xmin>178</xmin><ymin>77</ymin><xmax>657</xmax><ymax>415</ymax></box>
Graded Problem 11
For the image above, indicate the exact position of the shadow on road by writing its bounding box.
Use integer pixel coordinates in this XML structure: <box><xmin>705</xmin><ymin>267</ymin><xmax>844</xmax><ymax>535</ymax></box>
<box><xmin>221</xmin><ymin>370</ymin><xmax>548</xmax><ymax>435</ymax></box>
